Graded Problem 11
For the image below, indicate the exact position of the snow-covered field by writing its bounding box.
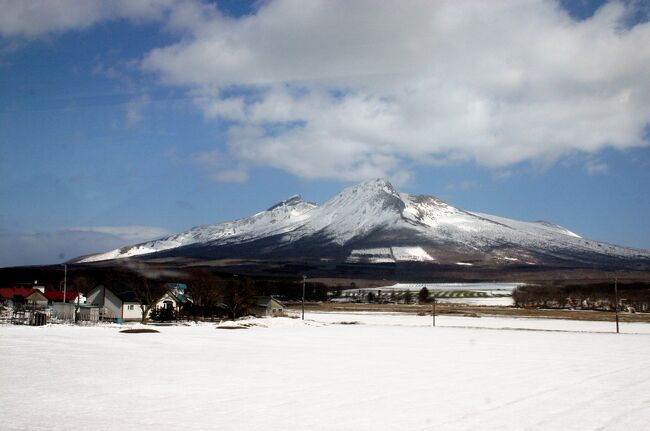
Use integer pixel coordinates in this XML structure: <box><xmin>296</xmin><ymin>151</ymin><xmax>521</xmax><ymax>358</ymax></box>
<box><xmin>435</xmin><ymin>296</ymin><xmax>514</xmax><ymax>306</ymax></box>
<box><xmin>2</xmin><ymin>312</ymin><xmax>650</xmax><ymax>430</ymax></box>
<box><xmin>355</xmin><ymin>282</ymin><xmax>521</xmax><ymax>292</ymax></box>
<box><xmin>342</xmin><ymin>282</ymin><xmax>517</xmax><ymax>305</ymax></box>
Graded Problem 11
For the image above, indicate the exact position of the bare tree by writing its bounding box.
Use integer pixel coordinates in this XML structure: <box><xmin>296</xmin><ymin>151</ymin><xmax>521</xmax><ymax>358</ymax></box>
<box><xmin>69</xmin><ymin>275</ymin><xmax>94</xmax><ymax>295</ymax></box>
<box><xmin>220</xmin><ymin>277</ymin><xmax>257</xmax><ymax>319</ymax></box>
<box><xmin>186</xmin><ymin>270</ymin><xmax>223</xmax><ymax>321</ymax></box>
<box><xmin>113</xmin><ymin>263</ymin><xmax>176</xmax><ymax>324</ymax></box>
<box><xmin>131</xmin><ymin>276</ymin><xmax>165</xmax><ymax>324</ymax></box>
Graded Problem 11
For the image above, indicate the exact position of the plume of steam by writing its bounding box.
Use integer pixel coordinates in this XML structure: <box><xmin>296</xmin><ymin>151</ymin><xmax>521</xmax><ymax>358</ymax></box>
<box><xmin>118</xmin><ymin>260</ymin><xmax>185</xmax><ymax>280</ymax></box>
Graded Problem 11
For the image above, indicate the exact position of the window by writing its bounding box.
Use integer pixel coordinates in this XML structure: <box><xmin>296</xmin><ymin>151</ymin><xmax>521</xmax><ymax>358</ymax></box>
<box><xmin>128</xmin><ymin>305</ymin><xmax>134</xmax><ymax>310</ymax></box>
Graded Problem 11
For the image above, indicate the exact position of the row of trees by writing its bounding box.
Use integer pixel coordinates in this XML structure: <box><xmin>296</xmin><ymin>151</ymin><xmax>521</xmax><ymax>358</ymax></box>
<box><xmin>341</xmin><ymin>288</ymin><xmax>432</xmax><ymax>304</ymax></box>
<box><xmin>513</xmin><ymin>283</ymin><xmax>650</xmax><ymax>312</ymax></box>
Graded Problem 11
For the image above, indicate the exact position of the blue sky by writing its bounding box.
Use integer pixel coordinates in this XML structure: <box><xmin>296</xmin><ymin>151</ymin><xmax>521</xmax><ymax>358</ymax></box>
<box><xmin>1</xmin><ymin>0</ymin><xmax>649</xmax><ymax>266</ymax></box>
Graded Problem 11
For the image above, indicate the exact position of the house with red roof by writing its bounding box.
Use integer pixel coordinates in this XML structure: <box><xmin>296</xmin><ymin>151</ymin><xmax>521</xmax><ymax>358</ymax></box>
<box><xmin>43</xmin><ymin>290</ymin><xmax>80</xmax><ymax>304</ymax></box>
<box><xmin>0</xmin><ymin>287</ymin><xmax>48</xmax><ymax>308</ymax></box>
<box><xmin>0</xmin><ymin>287</ymin><xmax>31</xmax><ymax>304</ymax></box>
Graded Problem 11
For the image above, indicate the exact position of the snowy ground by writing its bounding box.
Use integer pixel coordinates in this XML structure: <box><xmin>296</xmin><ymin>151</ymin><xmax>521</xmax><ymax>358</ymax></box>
<box><xmin>2</xmin><ymin>312</ymin><xmax>650</xmax><ymax>430</ymax></box>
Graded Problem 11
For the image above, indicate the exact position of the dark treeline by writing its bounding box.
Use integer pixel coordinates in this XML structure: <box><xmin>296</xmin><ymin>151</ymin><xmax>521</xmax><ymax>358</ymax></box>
<box><xmin>253</xmin><ymin>278</ymin><xmax>328</xmax><ymax>301</ymax></box>
<box><xmin>1</xmin><ymin>264</ymin><xmax>327</xmax><ymax>297</ymax></box>
<box><xmin>513</xmin><ymin>282</ymin><xmax>650</xmax><ymax>312</ymax></box>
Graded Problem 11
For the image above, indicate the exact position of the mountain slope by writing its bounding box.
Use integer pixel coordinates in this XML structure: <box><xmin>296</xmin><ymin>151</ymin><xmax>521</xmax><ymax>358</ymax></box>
<box><xmin>76</xmin><ymin>179</ymin><xmax>650</xmax><ymax>267</ymax></box>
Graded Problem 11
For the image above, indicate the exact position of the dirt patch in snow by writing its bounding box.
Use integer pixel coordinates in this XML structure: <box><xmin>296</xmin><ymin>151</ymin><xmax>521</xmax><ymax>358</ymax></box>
<box><xmin>120</xmin><ymin>328</ymin><xmax>160</xmax><ymax>334</ymax></box>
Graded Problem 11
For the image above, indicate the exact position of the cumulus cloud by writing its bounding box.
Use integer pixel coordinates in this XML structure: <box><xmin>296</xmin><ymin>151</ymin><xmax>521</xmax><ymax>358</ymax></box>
<box><xmin>0</xmin><ymin>226</ymin><xmax>170</xmax><ymax>267</ymax></box>
<box><xmin>0</xmin><ymin>0</ymin><xmax>175</xmax><ymax>37</ymax></box>
<box><xmin>3</xmin><ymin>0</ymin><xmax>649</xmax><ymax>182</ymax></box>
<box><xmin>138</xmin><ymin>0</ymin><xmax>650</xmax><ymax>181</ymax></box>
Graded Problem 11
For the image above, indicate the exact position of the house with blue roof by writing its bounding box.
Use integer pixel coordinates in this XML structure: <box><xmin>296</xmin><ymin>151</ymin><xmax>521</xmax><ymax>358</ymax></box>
<box><xmin>155</xmin><ymin>283</ymin><xmax>193</xmax><ymax>313</ymax></box>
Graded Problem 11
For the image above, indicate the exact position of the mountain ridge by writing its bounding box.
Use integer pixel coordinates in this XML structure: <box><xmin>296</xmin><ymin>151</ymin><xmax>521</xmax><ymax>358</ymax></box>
<box><xmin>75</xmin><ymin>179</ymin><xmax>650</xmax><ymax>268</ymax></box>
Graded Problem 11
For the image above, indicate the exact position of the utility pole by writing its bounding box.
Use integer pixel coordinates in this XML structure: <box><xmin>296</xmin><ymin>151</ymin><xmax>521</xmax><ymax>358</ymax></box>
<box><xmin>614</xmin><ymin>276</ymin><xmax>619</xmax><ymax>334</ymax></box>
<box><xmin>302</xmin><ymin>275</ymin><xmax>306</xmax><ymax>320</ymax></box>
<box><xmin>432</xmin><ymin>297</ymin><xmax>436</xmax><ymax>327</ymax></box>
<box><xmin>63</xmin><ymin>263</ymin><xmax>67</xmax><ymax>304</ymax></box>
<box><xmin>76</xmin><ymin>283</ymin><xmax>80</xmax><ymax>324</ymax></box>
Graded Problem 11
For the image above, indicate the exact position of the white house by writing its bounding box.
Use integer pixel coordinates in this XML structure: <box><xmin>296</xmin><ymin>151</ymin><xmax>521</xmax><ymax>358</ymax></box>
<box><xmin>154</xmin><ymin>284</ymin><xmax>192</xmax><ymax>313</ymax></box>
<box><xmin>85</xmin><ymin>284</ymin><xmax>142</xmax><ymax>322</ymax></box>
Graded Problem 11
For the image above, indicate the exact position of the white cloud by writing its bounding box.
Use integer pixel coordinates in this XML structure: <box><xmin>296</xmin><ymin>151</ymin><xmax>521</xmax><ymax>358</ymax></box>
<box><xmin>3</xmin><ymin>0</ymin><xmax>649</xmax><ymax>183</ymax></box>
<box><xmin>493</xmin><ymin>170</ymin><xmax>515</xmax><ymax>181</ymax></box>
<box><xmin>585</xmin><ymin>160</ymin><xmax>609</xmax><ymax>175</ymax></box>
<box><xmin>139</xmin><ymin>0</ymin><xmax>650</xmax><ymax>182</ymax></box>
<box><xmin>186</xmin><ymin>149</ymin><xmax>249</xmax><ymax>183</ymax></box>
<box><xmin>0</xmin><ymin>0</ymin><xmax>175</xmax><ymax>37</ymax></box>
<box><xmin>68</xmin><ymin>225</ymin><xmax>171</xmax><ymax>242</ymax></box>
<box><xmin>125</xmin><ymin>94</ymin><xmax>150</xmax><ymax>127</ymax></box>
<box><xmin>0</xmin><ymin>225</ymin><xmax>170</xmax><ymax>266</ymax></box>
<box><xmin>208</xmin><ymin>169</ymin><xmax>249</xmax><ymax>183</ymax></box>
<box><xmin>188</xmin><ymin>149</ymin><xmax>223</xmax><ymax>166</ymax></box>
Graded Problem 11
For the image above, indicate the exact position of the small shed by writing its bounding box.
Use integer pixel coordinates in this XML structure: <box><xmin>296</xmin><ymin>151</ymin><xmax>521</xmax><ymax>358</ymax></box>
<box><xmin>78</xmin><ymin>305</ymin><xmax>100</xmax><ymax>323</ymax></box>
<box><xmin>51</xmin><ymin>302</ymin><xmax>76</xmax><ymax>321</ymax></box>
<box><xmin>25</xmin><ymin>290</ymin><xmax>49</xmax><ymax>307</ymax></box>
<box><xmin>254</xmin><ymin>296</ymin><xmax>286</xmax><ymax>317</ymax></box>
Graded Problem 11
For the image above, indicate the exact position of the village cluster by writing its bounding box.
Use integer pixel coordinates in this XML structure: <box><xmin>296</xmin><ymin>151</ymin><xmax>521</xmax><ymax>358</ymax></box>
<box><xmin>0</xmin><ymin>282</ymin><xmax>287</xmax><ymax>326</ymax></box>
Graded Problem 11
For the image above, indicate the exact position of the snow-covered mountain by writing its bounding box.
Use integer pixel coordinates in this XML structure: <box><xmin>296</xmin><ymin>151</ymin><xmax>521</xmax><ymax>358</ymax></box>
<box><xmin>76</xmin><ymin>179</ymin><xmax>650</xmax><ymax>267</ymax></box>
